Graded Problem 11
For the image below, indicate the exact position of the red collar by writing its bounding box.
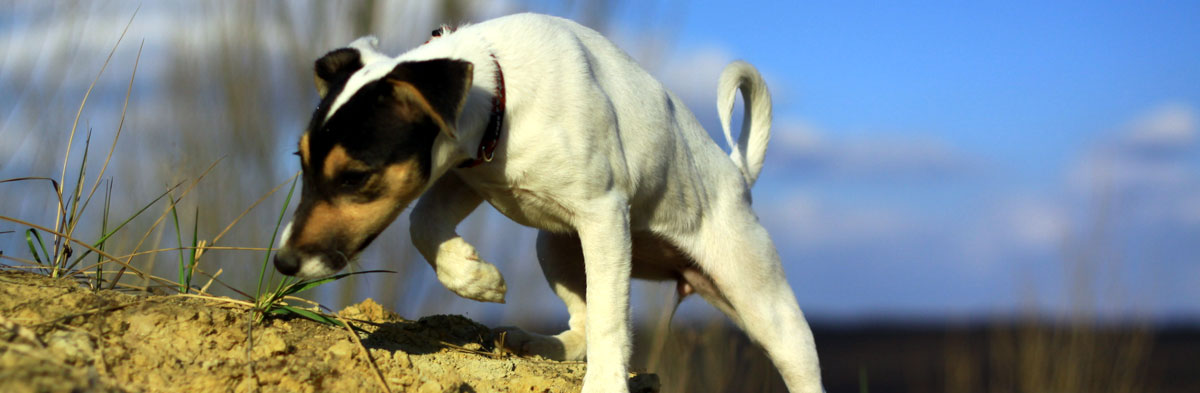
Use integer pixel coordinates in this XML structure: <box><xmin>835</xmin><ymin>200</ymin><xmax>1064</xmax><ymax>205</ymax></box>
<box><xmin>458</xmin><ymin>53</ymin><xmax>505</xmax><ymax>169</ymax></box>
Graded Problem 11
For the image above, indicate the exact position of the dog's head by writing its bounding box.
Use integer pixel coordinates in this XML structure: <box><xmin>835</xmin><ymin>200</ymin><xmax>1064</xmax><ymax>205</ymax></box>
<box><xmin>274</xmin><ymin>42</ymin><xmax>473</xmax><ymax>278</ymax></box>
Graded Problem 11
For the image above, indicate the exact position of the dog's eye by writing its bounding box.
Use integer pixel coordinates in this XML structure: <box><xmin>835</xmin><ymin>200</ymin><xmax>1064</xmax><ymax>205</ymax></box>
<box><xmin>339</xmin><ymin>170</ymin><xmax>372</xmax><ymax>189</ymax></box>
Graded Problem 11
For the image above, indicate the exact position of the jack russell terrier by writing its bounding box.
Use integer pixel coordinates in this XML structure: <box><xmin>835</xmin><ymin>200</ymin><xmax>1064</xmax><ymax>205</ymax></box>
<box><xmin>273</xmin><ymin>13</ymin><xmax>822</xmax><ymax>393</ymax></box>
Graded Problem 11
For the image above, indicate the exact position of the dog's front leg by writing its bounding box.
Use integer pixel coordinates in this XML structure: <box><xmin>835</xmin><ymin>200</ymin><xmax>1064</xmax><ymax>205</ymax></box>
<box><xmin>577</xmin><ymin>196</ymin><xmax>633</xmax><ymax>393</ymax></box>
<box><xmin>410</xmin><ymin>174</ymin><xmax>507</xmax><ymax>303</ymax></box>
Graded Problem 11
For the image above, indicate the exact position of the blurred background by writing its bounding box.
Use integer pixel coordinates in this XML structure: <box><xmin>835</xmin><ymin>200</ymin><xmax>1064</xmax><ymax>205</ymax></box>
<box><xmin>1</xmin><ymin>1</ymin><xmax>1197</xmax><ymax>392</ymax></box>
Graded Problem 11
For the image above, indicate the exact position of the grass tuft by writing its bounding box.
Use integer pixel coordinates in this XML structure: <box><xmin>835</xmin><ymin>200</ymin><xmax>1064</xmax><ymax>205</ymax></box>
<box><xmin>241</xmin><ymin>173</ymin><xmax>394</xmax><ymax>327</ymax></box>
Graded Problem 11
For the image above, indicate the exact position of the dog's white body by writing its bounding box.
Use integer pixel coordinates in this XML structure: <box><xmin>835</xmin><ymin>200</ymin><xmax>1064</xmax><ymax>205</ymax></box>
<box><xmin>316</xmin><ymin>13</ymin><xmax>822</xmax><ymax>393</ymax></box>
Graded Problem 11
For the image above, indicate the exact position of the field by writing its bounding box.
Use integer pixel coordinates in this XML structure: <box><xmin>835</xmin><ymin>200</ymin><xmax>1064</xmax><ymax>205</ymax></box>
<box><xmin>0</xmin><ymin>269</ymin><xmax>660</xmax><ymax>393</ymax></box>
<box><xmin>4</xmin><ymin>267</ymin><xmax>1196</xmax><ymax>393</ymax></box>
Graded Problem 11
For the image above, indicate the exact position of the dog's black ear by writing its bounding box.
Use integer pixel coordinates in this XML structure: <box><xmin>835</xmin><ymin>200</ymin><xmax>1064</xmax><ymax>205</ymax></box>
<box><xmin>314</xmin><ymin>48</ymin><xmax>363</xmax><ymax>98</ymax></box>
<box><xmin>387</xmin><ymin>59</ymin><xmax>474</xmax><ymax>139</ymax></box>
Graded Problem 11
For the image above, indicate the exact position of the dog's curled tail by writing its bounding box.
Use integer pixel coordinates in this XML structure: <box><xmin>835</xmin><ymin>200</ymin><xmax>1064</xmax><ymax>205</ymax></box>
<box><xmin>717</xmin><ymin>61</ymin><xmax>772</xmax><ymax>188</ymax></box>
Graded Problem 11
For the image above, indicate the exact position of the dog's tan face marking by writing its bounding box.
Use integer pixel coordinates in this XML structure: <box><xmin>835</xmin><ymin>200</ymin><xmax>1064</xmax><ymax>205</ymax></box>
<box><xmin>291</xmin><ymin>157</ymin><xmax>426</xmax><ymax>258</ymax></box>
<box><xmin>321</xmin><ymin>144</ymin><xmax>370</xmax><ymax>181</ymax></box>
<box><xmin>298</xmin><ymin>133</ymin><xmax>311</xmax><ymax>167</ymax></box>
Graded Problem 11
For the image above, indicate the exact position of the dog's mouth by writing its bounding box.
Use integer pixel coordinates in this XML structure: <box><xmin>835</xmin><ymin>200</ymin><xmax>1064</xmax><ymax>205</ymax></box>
<box><xmin>274</xmin><ymin>248</ymin><xmax>346</xmax><ymax>279</ymax></box>
<box><xmin>273</xmin><ymin>228</ymin><xmax>382</xmax><ymax>279</ymax></box>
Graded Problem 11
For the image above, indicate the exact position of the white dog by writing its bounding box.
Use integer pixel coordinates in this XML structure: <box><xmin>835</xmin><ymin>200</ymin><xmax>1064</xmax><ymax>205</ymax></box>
<box><xmin>273</xmin><ymin>13</ymin><xmax>823</xmax><ymax>393</ymax></box>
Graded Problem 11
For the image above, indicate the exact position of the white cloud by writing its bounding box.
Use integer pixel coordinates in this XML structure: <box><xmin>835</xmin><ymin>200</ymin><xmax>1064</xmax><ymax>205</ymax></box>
<box><xmin>1124</xmin><ymin>103</ymin><xmax>1196</xmax><ymax>150</ymax></box>
<box><xmin>995</xmin><ymin>198</ymin><xmax>1069</xmax><ymax>249</ymax></box>
<box><xmin>765</xmin><ymin>119</ymin><xmax>978</xmax><ymax>180</ymax></box>
<box><xmin>828</xmin><ymin>136</ymin><xmax>973</xmax><ymax>176</ymax></box>
<box><xmin>1069</xmin><ymin>103</ymin><xmax>1199</xmax><ymax>200</ymax></box>
<box><xmin>612</xmin><ymin>38</ymin><xmax>787</xmax><ymax>126</ymax></box>
<box><xmin>771</xmin><ymin>119</ymin><xmax>823</xmax><ymax>154</ymax></box>
<box><xmin>758</xmin><ymin>194</ymin><xmax>918</xmax><ymax>248</ymax></box>
<box><xmin>653</xmin><ymin>45</ymin><xmax>734</xmax><ymax>108</ymax></box>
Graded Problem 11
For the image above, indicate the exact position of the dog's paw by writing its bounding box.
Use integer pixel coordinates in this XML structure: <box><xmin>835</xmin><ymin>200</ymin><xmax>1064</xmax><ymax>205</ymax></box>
<box><xmin>494</xmin><ymin>326</ymin><xmax>586</xmax><ymax>361</ymax></box>
<box><xmin>434</xmin><ymin>237</ymin><xmax>507</xmax><ymax>303</ymax></box>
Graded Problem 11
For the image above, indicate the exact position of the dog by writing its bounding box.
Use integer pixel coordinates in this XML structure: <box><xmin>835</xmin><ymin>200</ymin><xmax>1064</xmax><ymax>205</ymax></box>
<box><xmin>273</xmin><ymin>13</ymin><xmax>822</xmax><ymax>393</ymax></box>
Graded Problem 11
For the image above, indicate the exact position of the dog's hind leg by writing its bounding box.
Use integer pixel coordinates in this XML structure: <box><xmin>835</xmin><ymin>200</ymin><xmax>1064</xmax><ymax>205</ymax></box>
<box><xmin>410</xmin><ymin>173</ymin><xmax>507</xmax><ymax>303</ymax></box>
<box><xmin>675</xmin><ymin>205</ymin><xmax>824</xmax><ymax>393</ymax></box>
<box><xmin>496</xmin><ymin>230</ymin><xmax>589</xmax><ymax>361</ymax></box>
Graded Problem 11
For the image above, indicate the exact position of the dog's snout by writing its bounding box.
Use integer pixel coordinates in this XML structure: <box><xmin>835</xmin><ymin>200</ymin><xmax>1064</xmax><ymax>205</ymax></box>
<box><xmin>274</xmin><ymin>249</ymin><xmax>301</xmax><ymax>276</ymax></box>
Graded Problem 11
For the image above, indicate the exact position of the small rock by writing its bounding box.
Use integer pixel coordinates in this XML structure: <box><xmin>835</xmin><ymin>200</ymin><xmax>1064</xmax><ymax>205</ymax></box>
<box><xmin>339</xmin><ymin>298</ymin><xmax>400</xmax><ymax>322</ymax></box>
<box><xmin>253</xmin><ymin>329</ymin><xmax>288</xmax><ymax>357</ymax></box>
<box><xmin>416</xmin><ymin>380</ymin><xmax>444</xmax><ymax>393</ymax></box>
<box><xmin>46</xmin><ymin>330</ymin><xmax>94</xmax><ymax>364</ymax></box>
<box><xmin>196</xmin><ymin>310</ymin><xmax>212</xmax><ymax>324</ymax></box>
<box><xmin>176</xmin><ymin>309</ymin><xmax>199</xmax><ymax>322</ymax></box>
<box><xmin>329</xmin><ymin>340</ymin><xmax>356</xmax><ymax>358</ymax></box>
<box><xmin>125</xmin><ymin>313</ymin><xmax>163</xmax><ymax>338</ymax></box>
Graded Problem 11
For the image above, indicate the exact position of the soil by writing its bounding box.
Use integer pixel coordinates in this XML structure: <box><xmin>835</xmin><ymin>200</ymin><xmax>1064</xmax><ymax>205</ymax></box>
<box><xmin>0</xmin><ymin>270</ymin><xmax>659</xmax><ymax>393</ymax></box>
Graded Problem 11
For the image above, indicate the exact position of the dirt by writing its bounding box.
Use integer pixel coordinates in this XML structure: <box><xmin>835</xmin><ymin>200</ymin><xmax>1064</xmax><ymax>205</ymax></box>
<box><xmin>0</xmin><ymin>270</ymin><xmax>659</xmax><ymax>393</ymax></box>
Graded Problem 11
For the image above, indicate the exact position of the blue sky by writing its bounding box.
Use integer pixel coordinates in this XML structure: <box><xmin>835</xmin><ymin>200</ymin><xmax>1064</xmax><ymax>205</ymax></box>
<box><xmin>581</xmin><ymin>1</ymin><xmax>1200</xmax><ymax>321</ymax></box>
<box><xmin>676</xmin><ymin>1</ymin><xmax>1200</xmax><ymax>175</ymax></box>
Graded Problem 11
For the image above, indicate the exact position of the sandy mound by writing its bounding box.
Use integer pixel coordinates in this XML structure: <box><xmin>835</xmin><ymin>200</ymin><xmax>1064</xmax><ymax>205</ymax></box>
<box><xmin>0</xmin><ymin>270</ymin><xmax>658</xmax><ymax>393</ymax></box>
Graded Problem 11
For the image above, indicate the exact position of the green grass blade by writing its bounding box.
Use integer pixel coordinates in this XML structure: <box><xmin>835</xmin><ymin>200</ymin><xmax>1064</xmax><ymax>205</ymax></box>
<box><xmin>67</xmin><ymin>129</ymin><xmax>92</xmax><ymax>230</ymax></box>
<box><xmin>266</xmin><ymin>307</ymin><xmax>291</xmax><ymax>316</ymax></box>
<box><xmin>56</xmin><ymin>129</ymin><xmax>92</xmax><ymax>271</ymax></box>
<box><xmin>256</xmin><ymin>175</ymin><xmax>299</xmax><ymax>300</ymax></box>
<box><xmin>281</xmin><ymin>270</ymin><xmax>395</xmax><ymax>298</ymax></box>
<box><xmin>168</xmin><ymin>192</ymin><xmax>185</xmax><ymax>293</ymax></box>
<box><xmin>95</xmin><ymin>179</ymin><xmax>112</xmax><ymax>290</ymax></box>
<box><xmin>270</xmin><ymin>275</ymin><xmax>294</xmax><ymax>300</ymax></box>
<box><xmin>186</xmin><ymin>207</ymin><xmax>199</xmax><ymax>290</ymax></box>
<box><xmin>273</xmin><ymin>305</ymin><xmax>345</xmax><ymax>327</ymax></box>
<box><xmin>67</xmin><ymin>181</ymin><xmax>183</xmax><ymax>269</ymax></box>
<box><xmin>0</xmin><ymin>177</ymin><xmax>67</xmax><ymax>225</ymax></box>
<box><xmin>25</xmin><ymin>229</ymin><xmax>50</xmax><ymax>265</ymax></box>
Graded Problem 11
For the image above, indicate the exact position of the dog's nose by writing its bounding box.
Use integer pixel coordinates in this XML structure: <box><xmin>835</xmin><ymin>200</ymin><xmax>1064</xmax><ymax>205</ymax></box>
<box><xmin>274</xmin><ymin>249</ymin><xmax>301</xmax><ymax>276</ymax></box>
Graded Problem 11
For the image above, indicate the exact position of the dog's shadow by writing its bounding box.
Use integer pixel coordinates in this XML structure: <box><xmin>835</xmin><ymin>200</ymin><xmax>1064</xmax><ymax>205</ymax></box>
<box><xmin>351</xmin><ymin>315</ymin><xmax>661</xmax><ymax>393</ymax></box>
<box><xmin>353</xmin><ymin>314</ymin><xmax>499</xmax><ymax>357</ymax></box>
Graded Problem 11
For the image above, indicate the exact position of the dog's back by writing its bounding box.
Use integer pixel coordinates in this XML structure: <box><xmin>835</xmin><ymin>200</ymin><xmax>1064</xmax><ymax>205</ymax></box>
<box><xmin>404</xmin><ymin>13</ymin><xmax>761</xmax><ymax>235</ymax></box>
